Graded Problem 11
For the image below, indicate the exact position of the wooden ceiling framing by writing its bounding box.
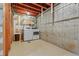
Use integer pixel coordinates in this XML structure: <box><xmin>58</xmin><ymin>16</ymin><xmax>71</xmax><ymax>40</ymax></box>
<box><xmin>12</xmin><ymin>3</ymin><xmax>51</xmax><ymax>16</ymax></box>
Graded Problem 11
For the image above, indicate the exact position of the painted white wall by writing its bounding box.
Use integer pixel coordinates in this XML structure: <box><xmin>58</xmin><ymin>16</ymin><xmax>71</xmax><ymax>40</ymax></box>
<box><xmin>37</xmin><ymin>3</ymin><xmax>79</xmax><ymax>55</ymax></box>
<box><xmin>13</xmin><ymin>14</ymin><xmax>36</xmax><ymax>34</ymax></box>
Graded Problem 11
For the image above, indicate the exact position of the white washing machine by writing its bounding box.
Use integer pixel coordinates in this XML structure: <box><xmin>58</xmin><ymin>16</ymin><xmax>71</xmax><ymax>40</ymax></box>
<box><xmin>24</xmin><ymin>26</ymin><xmax>33</xmax><ymax>41</ymax></box>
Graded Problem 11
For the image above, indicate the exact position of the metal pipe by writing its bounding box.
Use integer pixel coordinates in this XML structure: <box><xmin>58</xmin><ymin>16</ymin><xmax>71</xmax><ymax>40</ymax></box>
<box><xmin>51</xmin><ymin>3</ymin><xmax>54</xmax><ymax>25</ymax></box>
<box><xmin>41</xmin><ymin>8</ymin><xmax>43</xmax><ymax>24</ymax></box>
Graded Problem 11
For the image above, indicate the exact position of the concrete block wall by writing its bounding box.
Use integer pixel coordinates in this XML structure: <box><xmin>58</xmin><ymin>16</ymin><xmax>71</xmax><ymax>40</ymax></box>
<box><xmin>37</xmin><ymin>3</ymin><xmax>79</xmax><ymax>55</ymax></box>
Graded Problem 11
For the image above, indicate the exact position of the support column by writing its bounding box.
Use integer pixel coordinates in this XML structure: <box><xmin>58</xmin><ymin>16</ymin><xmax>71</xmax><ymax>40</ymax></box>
<box><xmin>3</xmin><ymin>3</ymin><xmax>13</xmax><ymax>56</ymax></box>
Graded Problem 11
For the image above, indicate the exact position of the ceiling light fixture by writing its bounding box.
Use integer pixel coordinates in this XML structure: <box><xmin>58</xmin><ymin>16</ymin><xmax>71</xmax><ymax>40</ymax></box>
<box><xmin>26</xmin><ymin>11</ymin><xmax>30</xmax><ymax>15</ymax></box>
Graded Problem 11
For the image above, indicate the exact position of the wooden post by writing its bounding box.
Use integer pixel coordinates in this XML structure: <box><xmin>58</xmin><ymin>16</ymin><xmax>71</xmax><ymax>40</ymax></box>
<box><xmin>3</xmin><ymin>3</ymin><xmax>13</xmax><ymax>56</ymax></box>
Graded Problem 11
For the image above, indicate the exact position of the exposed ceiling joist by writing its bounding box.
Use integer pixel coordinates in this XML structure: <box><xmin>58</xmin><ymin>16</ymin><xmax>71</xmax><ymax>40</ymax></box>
<box><xmin>32</xmin><ymin>3</ymin><xmax>47</xmax><ymax>9</ymax></box>
<box><xmin>18</xmin><ymin>3</ymin><xmax>41</xmax><ymax>12</ymax></box>
<box><xmin>12</xmin><ymin>5</ymin><xmax>39</xmax><ymax>14</ymax></box>
<box><xmin>12</xmin><ymin>3</ymin><xmax>51</xmax><ymax>16</ymax></box>
<box><xmin>15</xmin><ymin>9</ymin><xmax>37</xmax><ymax>16</ymax></box>
<box><xmin>46</xmin><ymin>3</ymin><xmax>51</xmax><ymax>6</ymax></box>
<box><xmin>12</xmin><ymin>6</ymin><xmax>39</xmax><ymax>16</ymax></box>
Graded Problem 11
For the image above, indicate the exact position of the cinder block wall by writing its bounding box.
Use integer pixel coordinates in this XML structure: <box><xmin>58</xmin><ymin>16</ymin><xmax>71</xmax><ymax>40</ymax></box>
<box><xmin>37</xmin><ymin>3</ymin><xmax>79</xmax><ymax>55</ymax></box>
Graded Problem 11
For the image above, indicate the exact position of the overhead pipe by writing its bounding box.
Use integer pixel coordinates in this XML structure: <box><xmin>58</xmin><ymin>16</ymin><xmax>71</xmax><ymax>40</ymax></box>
<box><xmin>51</xmin><ymin>3</ymin><xmax>54</xmax><ymax>25</ymax></box>
<box><xmin>41</xmin><ymin>8</ymin><xmax>43</xmax><ymax>23</ymax></box>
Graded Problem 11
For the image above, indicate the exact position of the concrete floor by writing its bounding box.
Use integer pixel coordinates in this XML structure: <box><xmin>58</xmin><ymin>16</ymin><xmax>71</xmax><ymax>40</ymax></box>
<box><xmin>9</xmin><ymin>40</ymin><xmax>76</xmax><ymax>56</ymax></box>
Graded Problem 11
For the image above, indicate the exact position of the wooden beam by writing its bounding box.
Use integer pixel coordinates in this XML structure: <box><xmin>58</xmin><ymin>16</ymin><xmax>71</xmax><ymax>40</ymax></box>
<box><xmin>14</xmin><ymin>8</ymin><xmax>38</xmax><ymax>14</ymax></box>
<box><xmin>12</xmin><ymin>5</ymin><xmax>40</xmax><ymax>14</ymax></box>
<box><xmin>15</xmin><ymin>9</ymin><xmax>38</xmax><ymax>16</ymax></box>
<box><xmin>3</xmin><ymin>3</ymin><xmax>13</xmax><ymax>56</ymax></box>
<box><xmin>13</xmin><ymin>7</ymin><xmax>39</xmax><ymax>16</ymax></box>
<box><xmin>18</xmin><ymin>3</ymin><xmax>41</xmax><ymax>12</ymax></box>
<box><xmin>46</xmin><ymin>3</ymin><xmax>51</xmax><ymax>6</ymax></box>
<box><xmin>32</xmin><ymin>3</ymin><xmax>47</xmax><ymax>9</ymax></box>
